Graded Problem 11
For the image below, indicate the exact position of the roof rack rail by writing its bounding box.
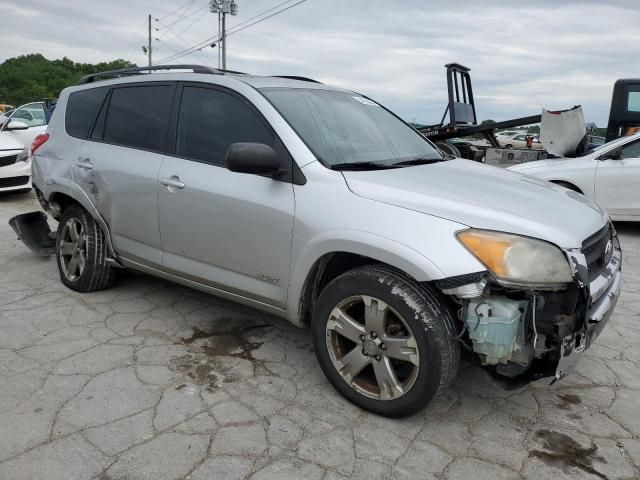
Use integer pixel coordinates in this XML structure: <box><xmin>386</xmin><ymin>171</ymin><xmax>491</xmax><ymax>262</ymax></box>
<box><xmin>75</xmin><ymin>64</ymin><xmax>225</xmax><ymax>85</ymax></box>
<box><xmin>273</xmin><ymin>75</ymin><xmax>322</xmax><ymax>84</ymax></box>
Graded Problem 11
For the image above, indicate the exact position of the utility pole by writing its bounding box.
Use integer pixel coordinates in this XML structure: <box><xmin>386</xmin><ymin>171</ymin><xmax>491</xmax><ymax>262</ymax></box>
<box><xmin>147</xmin><ymin>14</ymin><xmax>152</xmax><ymax>66</ymax></box>
<box><xmin>210</xmin><ymin>1</ymin><xmax>238</xmax><ymax>69</ymax></box>
<box><xmin>221</xmin><ymin>12</ymin><xmax>226</xmax><ymax>69</ymax></box>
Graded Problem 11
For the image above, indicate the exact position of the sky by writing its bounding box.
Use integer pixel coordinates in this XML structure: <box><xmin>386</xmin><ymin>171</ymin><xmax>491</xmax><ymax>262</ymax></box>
<box><xmin>1</xmin><ymin>0</ymin><xmax>639</xmax><ymax>126</ymax></box>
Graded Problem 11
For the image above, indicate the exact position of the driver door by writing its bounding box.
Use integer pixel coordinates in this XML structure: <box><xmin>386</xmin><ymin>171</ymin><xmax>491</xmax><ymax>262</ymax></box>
<box><xmin>157</xmin><ymin>84</ymin><xmax>295</xmax><ymax>308</ymax></box>
<box><xmin>595</xmin><ymin>138</ymin><xmax>640</xmax><ymax>217</ymax></box>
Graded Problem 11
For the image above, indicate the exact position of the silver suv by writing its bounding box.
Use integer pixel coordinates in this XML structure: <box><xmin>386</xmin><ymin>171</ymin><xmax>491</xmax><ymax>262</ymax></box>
<box><xmin>10</xmin><ymin>65</ymin><xmax>622</xmax><ymax>417</ymax></box>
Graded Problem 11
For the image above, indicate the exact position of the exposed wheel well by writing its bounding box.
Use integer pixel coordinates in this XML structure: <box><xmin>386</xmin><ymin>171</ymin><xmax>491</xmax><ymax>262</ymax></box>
<box><xmin>549</xmin><ymin>180</ymin><xmax>583</xmax><ymax>194</ymax></box>
<box><xmin>47</xmin><ymin>192</ymin><xmax>82</xmax><ymax>218</ymax></box>
<box><xmin>298</xmin><ymin>252</ymin><xmax>394</xmax><ymax>326</ymax></box>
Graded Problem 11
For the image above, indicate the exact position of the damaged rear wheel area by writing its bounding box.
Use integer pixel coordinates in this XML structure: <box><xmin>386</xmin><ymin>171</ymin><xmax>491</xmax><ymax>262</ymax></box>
<box><xmin>312</xmin><ymin>265</ymin><xmax>459</xmax><ymax>418</ymax></box>
<box><xmin>55</xmin><ymin>205</ymin><xmax>116</xmax><ymax>292</ymax></box>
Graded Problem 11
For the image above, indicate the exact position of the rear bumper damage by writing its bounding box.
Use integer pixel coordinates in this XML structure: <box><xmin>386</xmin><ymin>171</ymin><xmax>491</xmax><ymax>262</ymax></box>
<box><xmin>441</xmin><ymin>227</ymin><xmax>622</xmax><ymax>387</ymax></box>
<box><xmin>8</xmin><ymin>211</ymin><xmax>56</xmax><ymax>256</ymax></box>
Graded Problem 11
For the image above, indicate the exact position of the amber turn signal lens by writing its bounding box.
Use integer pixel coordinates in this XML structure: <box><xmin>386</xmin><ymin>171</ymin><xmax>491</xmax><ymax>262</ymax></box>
<box><xmin>456</xmin><ymin>230</ymin><xmax>511</xmax><ymax>277</ymax></box>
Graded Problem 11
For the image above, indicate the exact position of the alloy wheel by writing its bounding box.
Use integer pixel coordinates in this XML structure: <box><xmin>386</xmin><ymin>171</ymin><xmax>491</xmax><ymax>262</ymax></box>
<box><xmin>325</xmin><ymin>295</ymin><xmax>420</xmax><ymax>400</ymax></box>
<box><xmin>59</xmin><ymin>217</ymin><xmax>87</xmax><ymax>281</ymax></box>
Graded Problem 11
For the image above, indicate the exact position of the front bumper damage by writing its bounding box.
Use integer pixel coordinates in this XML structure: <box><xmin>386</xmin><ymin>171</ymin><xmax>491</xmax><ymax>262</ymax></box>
<box><xmin>441</xmin><ymin>226</ymin><xmax>622</xmax><ymax>387</ymax></box>
<box><xmin>556</xmin><ymin>239</ymin><xmax>622</xmax><ymax>380</ymax></box>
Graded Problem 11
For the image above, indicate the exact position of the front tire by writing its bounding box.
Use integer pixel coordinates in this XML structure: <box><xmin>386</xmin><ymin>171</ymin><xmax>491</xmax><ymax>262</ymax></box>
<box><xmin>56</xmin><ymin>205</ymin><xmax>115</xmax><ymax>292</ymax></box>
<box><xmin>311</xmin><ymin>265</ymin><xmax>459</xmax><ymax>417</ymax></box>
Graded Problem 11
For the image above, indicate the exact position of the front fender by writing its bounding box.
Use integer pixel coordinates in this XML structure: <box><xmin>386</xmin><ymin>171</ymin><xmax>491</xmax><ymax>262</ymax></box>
<box><xmin>286</xmin><ymin>229</ymin><xmax>449</xmax><ymax>325</ymax></box>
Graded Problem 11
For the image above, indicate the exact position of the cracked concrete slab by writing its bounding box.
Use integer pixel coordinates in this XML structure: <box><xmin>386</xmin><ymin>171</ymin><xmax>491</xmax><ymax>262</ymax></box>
<box><xmin>1</xmin><ymin>193</ymin><xmax>640</xmax><ymax>479</ymax></box>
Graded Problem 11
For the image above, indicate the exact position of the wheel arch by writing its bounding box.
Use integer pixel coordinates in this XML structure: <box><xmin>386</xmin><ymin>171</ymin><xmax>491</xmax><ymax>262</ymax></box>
<box><xmin>288</xmin><ymin>233</ymin><xmax>445</xmax><ymax>327</ymax></box>
<box><xmin>41</xmin><ymin>179</ymin><xmax>117</xmax><ymax>258</ymax></box>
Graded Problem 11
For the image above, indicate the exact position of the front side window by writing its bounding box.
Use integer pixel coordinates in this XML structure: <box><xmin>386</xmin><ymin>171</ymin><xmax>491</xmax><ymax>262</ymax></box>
<box><xmin>12</xmin><ymin>104</ymin><xmax>46</xmax><ymax>127</ymax></box>
<box><xmin>175</xmin><ymin>86</ymin><xmax>274</xmax><ymax>166</ymax></box>
<box><xmin>103</xmin><ymin>84</ymin><xmax>173</xmax><ymax>152</ymax></box>
<box><xmin>261</xmin><ymin>88</ymin><xmax>441</xmax><ymax>167</ymax></box>
<box><xmin>66</xmin><ymin>87</ymin><xmax>108</xmax><ymax>139</ymax></box>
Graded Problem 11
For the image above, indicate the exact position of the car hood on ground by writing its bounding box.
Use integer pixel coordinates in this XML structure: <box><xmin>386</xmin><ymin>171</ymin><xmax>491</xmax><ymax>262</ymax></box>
<box><xmin>342</xmin><ymin>159</ymin><xmax>608</xmax><ymax>248</ymax></box>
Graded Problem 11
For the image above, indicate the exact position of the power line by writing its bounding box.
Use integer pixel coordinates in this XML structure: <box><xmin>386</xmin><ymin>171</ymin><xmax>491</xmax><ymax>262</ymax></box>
<box><xmin>227</xmin><ymin>0</ymin><xmax>308</xmax><ymax>37</ymax></box>
<box><xmin>155</xmin><ymin>20</ymin><xmax>212</xmax><ymax>65</ymax></box>
<box><xmin>154</xmin><ymin>0</ymin><xmax>309</xmax><ymax>65</ymax></box>
<box><xmin>162</xmin><ymin>6</ymin><xmax>209</xmax><ymax>40</ymax></box>
<box><xmin>155</xmin><ymin>2</ymin><xmax>203</xmax><ymax>42</ymax></box>
<box><xmin>124</xmin><ymin>18</ymin><xmax>150</xmax><ymax>58</ymax></box>
<box><xmin>160</xmin><ymin>0</ymin><xmax>198</xmax><ymax>32</ymax></box>
<box><xmin>226</xmin><ymin>0</ymin><xmax>296</xmax><ymax>31</ymax></box>
<box><xmin>156</xmin><ymin>0</ymin><xmax>197</xmax><ymax>21</ymax></box>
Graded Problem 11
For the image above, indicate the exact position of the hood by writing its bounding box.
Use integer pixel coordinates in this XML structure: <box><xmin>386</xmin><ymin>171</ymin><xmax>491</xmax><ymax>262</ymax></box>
<box><xmin>0</xmin><ymin>132</ymin><xmax>25</xmax><ymax>151</ymax></box>
<box><xmin>508</xmin><ymin>157</ymin><xmax>578</xmax><ymax>172</ymax></box>
<box><xmin>343</xmin><ymin>159</ymin><xmax>608</xmax><ymax>248</ymax></box>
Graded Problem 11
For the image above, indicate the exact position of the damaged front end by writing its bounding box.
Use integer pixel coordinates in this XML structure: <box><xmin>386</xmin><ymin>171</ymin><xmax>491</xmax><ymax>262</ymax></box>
<box><xmin>441</xmin><ymin>223</ymin><xmax>622</xmax><ymax>387</ymax></box>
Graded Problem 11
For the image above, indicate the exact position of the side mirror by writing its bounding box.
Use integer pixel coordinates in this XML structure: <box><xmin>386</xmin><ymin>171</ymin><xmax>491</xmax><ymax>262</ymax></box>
<box><xmin>226</xmin><ymin>143</ymin><xmax>280</xmax><ymax>175</ymax></box>
<box><xmin>598</xmin><ymin>149</ymin><xmax>621</xmax><ymax>160</ymax></box>
<box><xmin>6</xmin><ymin>120</ymin><xmax>29</xmax><ymax>131</ymax></box>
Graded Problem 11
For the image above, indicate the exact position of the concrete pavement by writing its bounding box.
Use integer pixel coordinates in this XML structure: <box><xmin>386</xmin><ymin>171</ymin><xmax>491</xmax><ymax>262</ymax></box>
<box><xmin>1</xmin><ymin>191</ymin><xmax>639</xmax><ymax>480</ymax></box>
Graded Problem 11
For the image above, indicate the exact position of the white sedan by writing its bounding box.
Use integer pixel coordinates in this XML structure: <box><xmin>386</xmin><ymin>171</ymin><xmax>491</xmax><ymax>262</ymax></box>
<box><xmin>509</xmin><ymin>133</ymin><xmax>640</xmax><ymax>221</ymax></box>
<box><xmin>0</xmin><ymin>132</ymin><xmax>31</xmax><ymax>193</ymax></box>
<box><xmin>499</xmin><ymin>133</ymin><xmax>544</xmax><ymax>150</ymax></box>
<box><xmin>0</xmin><ymin>102</ymin><xmax>49</xmax><ymax>147</ymax></box>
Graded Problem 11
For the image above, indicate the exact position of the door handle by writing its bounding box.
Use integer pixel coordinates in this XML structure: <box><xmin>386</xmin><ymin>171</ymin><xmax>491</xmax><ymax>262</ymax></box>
<box><xmin>160</xmin><ymin>176</ymin><xmax>185</xmax><ymax>189</ymax></box>
<box><xmin>75</xmin><ymin>157</ymin><xmax>94</xmax><ymax>170</ymax></box>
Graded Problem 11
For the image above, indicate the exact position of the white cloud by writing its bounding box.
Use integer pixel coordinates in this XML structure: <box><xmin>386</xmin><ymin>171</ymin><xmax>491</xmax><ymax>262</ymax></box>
<box><xmin>1</xmin><ymin>0</ymin><xmax>638</xmax><ymax>125</ymax></box>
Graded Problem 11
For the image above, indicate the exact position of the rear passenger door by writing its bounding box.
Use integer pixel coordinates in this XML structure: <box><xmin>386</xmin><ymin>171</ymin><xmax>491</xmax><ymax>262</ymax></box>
<box><xmin>157</xmin><ymin>83</ymin><xmax>295</xmax><ymax>308</ymax></box>
<box><xmin>76</xmin><ymin>82</ymin><xmax>176</xmax><ymax>266</ymax></box>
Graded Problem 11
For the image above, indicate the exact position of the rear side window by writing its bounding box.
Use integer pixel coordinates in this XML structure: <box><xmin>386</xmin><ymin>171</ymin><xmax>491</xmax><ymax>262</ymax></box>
<box><xmin>175</xmin><ymin>86</ymin><xmax>274</xmax><ymax>166</ymax></box>
<box><xmin>103</xmin><ymin>85</ymin><xmax>173</xmax><ymax>152</ymax></box>
<box><xmin>66</xmin><ymin>88</ymin><xmax>108</xmax><ymax>139</ymax></box>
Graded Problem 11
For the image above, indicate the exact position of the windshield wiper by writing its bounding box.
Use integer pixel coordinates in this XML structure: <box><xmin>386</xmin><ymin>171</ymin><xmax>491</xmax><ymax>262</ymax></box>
<box><xmin>390</xmin><ymin>157</ymin><xmax>444</xmax><ymax>166</ymax></box>
<box><xmin>330</xmin><ymin>161</ymin><xmax>399</xmax><ymax>171</ymax></box>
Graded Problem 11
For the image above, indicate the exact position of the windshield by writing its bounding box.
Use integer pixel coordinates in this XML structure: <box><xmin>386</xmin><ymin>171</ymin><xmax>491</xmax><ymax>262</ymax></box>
<box><xmin>261</xmin><ymin>88</ymin><xmax>442</xmax><ymax>167</ymax></box>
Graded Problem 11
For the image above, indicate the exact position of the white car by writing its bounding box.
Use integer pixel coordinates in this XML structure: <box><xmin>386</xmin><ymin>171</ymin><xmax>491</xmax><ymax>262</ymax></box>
<box><xmin>0</xmin><ymin>132</ymin><xmax>31</xmax><ymax>193</ymax></box>
<box><xmin>0</xmin><ymin>102</ymin><xmax>49</xmax><ymax>147</ymax></box>
<box><xmin>509</xmin><ymin>133</ymin><xmax>640</xmax><ymax>221</ymax></box>
<box><xmin>495</xmin><ymin>130</ymin><xmax>521</xmax><ymax>140</ymax></box>
<box><xmin>498</xmin><ymin>133</ymin><xmax>544</xmax><ymax>150</ymax></box>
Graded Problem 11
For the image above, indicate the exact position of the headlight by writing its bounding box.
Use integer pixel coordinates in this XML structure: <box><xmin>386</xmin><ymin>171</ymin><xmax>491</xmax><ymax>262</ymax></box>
<box><xmin>16</xmin><ymin>148</ymin><xmax>29</xmax><ymax>163</ymax></box>
<box><xmin>456</xmin><ymin>229</ymin><xmax>573</xmax><ymax>286</ymax></box>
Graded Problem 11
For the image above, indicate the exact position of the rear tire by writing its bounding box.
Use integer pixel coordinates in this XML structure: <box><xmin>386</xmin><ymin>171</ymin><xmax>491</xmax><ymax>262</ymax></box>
<box><xmin>311</xmin><ymin>265</ymin><xmax>459</xmax><ymax>417</ymax></box>
<box><xmin>56</xmin><ymin>205</ymin><xmax>116</xmax><ymax>292</ymax></box>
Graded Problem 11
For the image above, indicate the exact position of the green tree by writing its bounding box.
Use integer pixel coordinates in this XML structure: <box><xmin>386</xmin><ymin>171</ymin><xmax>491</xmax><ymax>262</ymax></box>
<box><xmin>0</xmin><ymin>54</ymin><xmax>136</xmax><ymax>106</ymax></box>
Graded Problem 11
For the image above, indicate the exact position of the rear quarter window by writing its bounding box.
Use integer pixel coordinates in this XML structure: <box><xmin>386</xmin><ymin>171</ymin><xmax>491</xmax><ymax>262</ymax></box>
<box><xmin>65</xmin><ymin>87</ymin><xmax>109</xmax><ymax>139</ymax></box>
